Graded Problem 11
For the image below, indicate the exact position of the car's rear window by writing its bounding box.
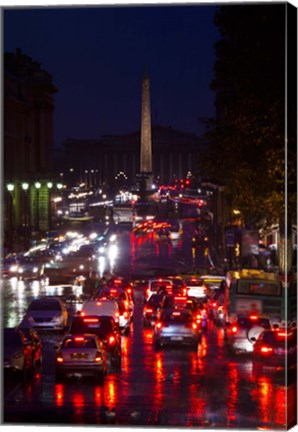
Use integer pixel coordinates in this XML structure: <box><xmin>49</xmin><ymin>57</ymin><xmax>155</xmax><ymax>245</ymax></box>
<box><xmin>162</xmin><ymin>311</ymin><xmax>192</xmax><ymax>323</ymax></box>
<box><xmin>63</xmin><ymin>337</ymin><xmax>97</xmax><ymax>348</ymax></box>
<box><xmin>28</xmin><ymin>300</ymin><xmax>61</xmax><ymax>311</ymax></box>
<box><xmin>237</xmin><ymin>317</ymin><xmax>270</xmax><ymax>329</ymax></box>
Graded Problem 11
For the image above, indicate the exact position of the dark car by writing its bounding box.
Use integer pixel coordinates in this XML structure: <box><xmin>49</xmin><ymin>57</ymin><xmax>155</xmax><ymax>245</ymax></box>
<box><xmin>69</xmin><ymin>315</ymin><xmax>121</xmax><ymax>367</ymax></box>
<box><xmin>252</xmin><ymin>327</ymin><xmax>297</xmax><ymax>372</ymax></box>
<box><xmin>3</xmin><ymin>328</ymin><xmax>41</xmax><ymax>377</ymax></box>
<box><xmin>143</xmin><ymin>293</ymin><xmax>165</xmax><ymax>327</ymax></box>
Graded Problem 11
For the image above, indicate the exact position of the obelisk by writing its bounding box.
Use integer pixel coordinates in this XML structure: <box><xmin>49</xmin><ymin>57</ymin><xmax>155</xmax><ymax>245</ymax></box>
<box><xmin>140</xmin><ymin>66</ymin><xmax>153</xmax><ymax>186</ymax></box>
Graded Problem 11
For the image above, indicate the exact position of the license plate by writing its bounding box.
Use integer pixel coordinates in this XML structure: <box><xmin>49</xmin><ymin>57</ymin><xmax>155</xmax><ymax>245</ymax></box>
<box><xmin>71</xmin><ymin>353</ymin><xmax>88</xmax><ymax>359</ymax></box>
<box><xmin>171</xmin><ymin>337</ymin><xmax>183</xmax><ymax>341</ymax></box>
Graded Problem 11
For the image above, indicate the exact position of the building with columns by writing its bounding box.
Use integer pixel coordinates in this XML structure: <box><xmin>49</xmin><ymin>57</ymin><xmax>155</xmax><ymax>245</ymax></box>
<box><xmin>4</xmin><ymin>49</ymin><xmax>58</xmax><ymax>248</ymax></box>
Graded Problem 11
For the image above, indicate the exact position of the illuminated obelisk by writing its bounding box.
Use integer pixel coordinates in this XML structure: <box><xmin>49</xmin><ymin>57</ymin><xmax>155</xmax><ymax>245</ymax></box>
<box><xmin>140</xmin><ymin>66</ymin><xmax>153</xmax><ymax>189</ymax></box>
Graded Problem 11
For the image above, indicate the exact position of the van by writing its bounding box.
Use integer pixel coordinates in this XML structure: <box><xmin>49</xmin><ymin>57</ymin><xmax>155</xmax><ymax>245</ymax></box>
<box><xmin>81</xmin><ymin>299</ymin><xmax>120</xmax><ymax>324</ymax></box>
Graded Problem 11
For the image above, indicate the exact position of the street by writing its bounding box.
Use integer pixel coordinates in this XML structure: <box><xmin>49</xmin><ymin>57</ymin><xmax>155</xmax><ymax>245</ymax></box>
<box><xmin>2</xmin><ymin>222</ymin><xmax>296</xmax><ymax>428</ymax></box>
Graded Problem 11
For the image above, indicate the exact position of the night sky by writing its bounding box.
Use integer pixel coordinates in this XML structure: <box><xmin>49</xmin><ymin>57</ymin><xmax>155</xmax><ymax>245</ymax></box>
<box><xmin>4</xmin><ymin>4</ymin><xmax>220</xmax><ymax>148</ymax></box>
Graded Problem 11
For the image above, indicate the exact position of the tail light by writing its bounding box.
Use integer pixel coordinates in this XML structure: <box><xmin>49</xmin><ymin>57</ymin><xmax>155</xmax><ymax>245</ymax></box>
<box><xmin>127</xmin><ymin>288</ymin><xmax>132</xmax><ymax>294</ymax></box>
<box><xmin>123</xmin><ymin>311</ymin><xmax>129</xmax><ymax>319</ymax></box>
<box><xmin>212</xmin><ymin>302</ymin><xmax>217</xmax><ymax>307</ymax></box>
<box><xmin>83</xmin><ymin>318</ymin><xmax>99</xmax><ymax>324</ymax></box>
<box><xmin>155</xmin><ymin>322</ymin><xmax>162</xmax><ymax>329</ymax></box>
<box><xmin>95</xmin><ymin>352</ymin><xmax>103</xmax><ymax>362</ymax></box>
<box><xmin>145</xmin><ymin>308</ymin><xmax>153</xmax><ymax>314</ymax></box>
<box><xmin>146</xmin><ymin>288</ymin><xmax>149</xmax><ymax>298</ymax></box>
<box><xmin>249</xmin><ymin>315</ymin><xmax>258</xmax><ymax>321</ymax></box>
<box><xmin>74</xmin><ymin>337</ymin><xmax>84</xmax><ymax>342</ymax></box>
<box><xmin>108</xmin><ymin>336</ymin><xmax>115</xmax><ymax>345</ymax></box>
<box><xmin>192</xmin><ymin>323</ymin><xmax>198</xmax><ymax>330</ymax></box>
<box><xmin>196</xmin><ymin>314</ymin><xmax>202</xmax><ymax>323</ymax></box>
<box><xmin>232</xmin><ymin>326</ymin><xmax>238</xmax><ymax>334</ymax></box>
<box><xmin>260</xmin><ymin>346</ymin><xmax>273</xmax><ymax>354</ymax></box>
<box><xmin>56</xmin><ymin>355</ymin><xmax>64</xmax><ymax>363</ymax></box>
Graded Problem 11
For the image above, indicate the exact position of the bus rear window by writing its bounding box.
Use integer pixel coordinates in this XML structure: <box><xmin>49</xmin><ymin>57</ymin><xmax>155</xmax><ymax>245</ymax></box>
<box><xmin>236</xmin><ymin>281</ymin><xmax>281</xmax><ymax>296</ymax></box>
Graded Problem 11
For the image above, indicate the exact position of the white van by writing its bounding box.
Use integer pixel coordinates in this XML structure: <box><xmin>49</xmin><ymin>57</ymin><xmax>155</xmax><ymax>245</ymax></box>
<box><xmin>80</xmin><ymin>298</ymin><xmax>130</xmax><ymax>335</ymax></box>
<box><xmin>81</xmin><ymin>299</ymin><xmax>120</xmax><ymax>324</ymax></box>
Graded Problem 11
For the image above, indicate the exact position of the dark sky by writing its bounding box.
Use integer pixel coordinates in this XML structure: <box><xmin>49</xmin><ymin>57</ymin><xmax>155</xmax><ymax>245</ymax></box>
<box><xmin>4</xmin><ymin>4</ymin><xmax>219</xmax><ymax>148</ymax></box>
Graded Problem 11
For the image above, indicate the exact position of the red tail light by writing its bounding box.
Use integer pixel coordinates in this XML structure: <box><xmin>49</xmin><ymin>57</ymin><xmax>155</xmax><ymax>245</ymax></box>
<box><xmin>108</xmin><ymin>336</ymin><xmax>115</xmax><ymax>345</ymax></box>
<box><xmin>192</xmin><ymin>323</ymin><xmax>198</xmax><ymax>330</ymax></box>
<box><xmin>232</xmin><ymin>326</ymin><xmax>238</xmax><ymax>334</ymax></box>
<box><xmin>74</xmin><ymin>336</ymin><xmax>85</xmax><ymax>342</ymax></box>
<box><xmin>249</xmin><ymin>315</ymin><xmax>258</xmax><ymax>321</ymax></box>
<box><xmin>56</xmin><ymin>355</ymin><xmax>63</xmax><ymax>363</ymax></box>
<box><xmin>145</xmin><ymin>308</ymin><xmax>153</xmax><ymax>313</ymax></box>
<box><xmin>196</xmin><ymin>314</ymin><xmax>202</xmax><ymax>323</ymax></box>
<box><xmin>212</xmin><ymin>302</ymin><xmax>217</xmax><ymax>307</ymax></box>
<box><xmin>260</xmin><ymin>346</ymin><xmax>273</xmax><ymax>354</ymax></box>
<box><xmin>156</xmin><ymin>322</ymin><xmax>162</xmax><ymax>329</ymax></box>
<box><xmin>83</xmin><ymin>318</ymin><xmax>99</xmax><ymax>323</ymax></box>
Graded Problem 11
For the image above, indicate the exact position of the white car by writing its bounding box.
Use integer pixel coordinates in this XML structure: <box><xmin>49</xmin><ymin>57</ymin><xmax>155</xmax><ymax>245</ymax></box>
<box><xmin>25</xmin><ymin>297</ymin><xmax>68</xmax><ymax>331</ymax></box>
<box><xmin>185</xmin><ymin>277</ymin><xmax>208</xmax><ymax>298</ymax></box>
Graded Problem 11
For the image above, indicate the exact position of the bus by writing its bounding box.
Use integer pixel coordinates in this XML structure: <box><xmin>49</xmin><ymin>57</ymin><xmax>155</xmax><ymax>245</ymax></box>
<box><xmin>223</xmin><ymin>268</ymin><xmax>296</xmax><ymax>328</ymax></box>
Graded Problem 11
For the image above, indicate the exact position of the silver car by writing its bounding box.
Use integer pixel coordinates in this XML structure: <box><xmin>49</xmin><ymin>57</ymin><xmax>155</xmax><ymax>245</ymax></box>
<box><xmin>55</xmin><ymin>334</ymin><xmax>107</xmax><ymax>381</ymax></box>
<box><xmin>25</xmin><ymin>297</ymin><xmax>68</xmax><ymax>331</ymax></box>
<box><xmin>225</xmin><ymin>315</ymin><xmax>271</xmax><ymax>355</ymax></box>
<box><xmin>153</xmin><ymin>308</ymin><xmax>201</xmax><ymax>349</ymax></box>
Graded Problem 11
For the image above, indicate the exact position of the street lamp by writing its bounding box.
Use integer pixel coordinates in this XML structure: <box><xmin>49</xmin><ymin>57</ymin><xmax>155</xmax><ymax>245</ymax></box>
<box><xmin>22</xmin><ymin>182</ymin><xmax>29</xmax><ymax>249</ymax></box>
<box><xmin>6</xmin><ymin>183</ymin><xmax>15</xmax><ymax>251</ymax></box>
<box><xmin>35</xmin><ymin>182</ymin><xmax>41</xmax><ymax>231</ymax></box>
<box><xmin>47</xmin><ymin>182</ymin><xmax>53</xmax><ymax>231</ymax></box>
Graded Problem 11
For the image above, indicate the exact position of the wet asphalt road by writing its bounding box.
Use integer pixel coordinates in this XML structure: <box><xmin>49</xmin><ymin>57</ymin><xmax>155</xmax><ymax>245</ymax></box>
<box><xmin>2</xmin><ymin>224</ymin><xmax>297</xmax><ymax>428</ymax></box>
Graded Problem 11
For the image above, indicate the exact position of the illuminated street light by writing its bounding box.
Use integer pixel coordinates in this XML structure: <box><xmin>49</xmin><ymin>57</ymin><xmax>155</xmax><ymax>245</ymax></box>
<box><xmin>21</xmin><ymin>182</ymin><xmax>29</xmax><ymax>248</ymax></box>
<box><xmin>35</xmin><ymin>182</ymin><xmax>41</xmax><ymax>231</ymax></box>
<box><xmin>47</xmin><ymin>182</ymin><xmax>53</xmax><ymax>231</ymax></box>
<box><xmin>6</xmin><ymin>183</ymin><xmax>15</xmax><ymax>251</ymax></box>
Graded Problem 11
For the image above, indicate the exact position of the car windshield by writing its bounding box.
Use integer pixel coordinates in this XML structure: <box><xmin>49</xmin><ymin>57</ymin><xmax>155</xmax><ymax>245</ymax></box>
<box><xmin>28</xmin><ymin>300</ymin><xmax>61</xmax><ymax>311</ymax></box>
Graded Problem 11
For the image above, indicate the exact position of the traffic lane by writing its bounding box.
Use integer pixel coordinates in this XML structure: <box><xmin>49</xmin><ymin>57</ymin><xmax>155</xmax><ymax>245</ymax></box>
<box><xmin>4</xmin><ymin>291</ymin><xmax>294</xmax><ymax>428</ymax></box>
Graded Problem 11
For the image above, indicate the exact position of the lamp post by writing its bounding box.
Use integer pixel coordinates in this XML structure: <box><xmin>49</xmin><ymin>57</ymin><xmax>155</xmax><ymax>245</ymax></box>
<box><xmin>57</xmin><ymin>183</ymin><xmax>63</xmax><ymax>226</ymax></box>
<box><xmin>6</xmin><ymin>183</ymin><xmax>15</xmax><ymax>252</ymax></box>
<box><xmin>47</xmin><ymin>182</ymin><xmax>53</xmax><ymax>231</ymax></box>
<box><xmin>22</xmin><ymin>182</ymin><xmax>29</xmax><ymax>249</ymax></box>
<box><xmin>35</xmin><ymin>182</ymin><xmax>41</xmax><ymax>231</ymax></box>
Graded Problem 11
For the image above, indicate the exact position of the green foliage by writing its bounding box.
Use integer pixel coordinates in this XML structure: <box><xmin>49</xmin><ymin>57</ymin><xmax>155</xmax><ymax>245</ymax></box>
<box><xmin>199</xmin><ymin>4</ymin><xmax>296</xmax><ymax>228</ymax></box>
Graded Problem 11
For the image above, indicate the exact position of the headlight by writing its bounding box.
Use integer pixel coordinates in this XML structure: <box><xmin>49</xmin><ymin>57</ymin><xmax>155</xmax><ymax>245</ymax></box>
<box><xmin>52</xmin><ymin>314</ymin><xmax>63</xmax><ymax>323</ymax></box>
<box><xmin>18</xmin><ymin>267</ymin><xmax>24</xmax><ymax>273</ymax></box>
<box><xmin>33</xmin><ymin>267</ymin><xmax>38</xmax><ymax>273</ymax></box>
<box><xmin>98</xmin><ymin>246</ymin><xmax>105</xmax><ymax>254</ymax></box>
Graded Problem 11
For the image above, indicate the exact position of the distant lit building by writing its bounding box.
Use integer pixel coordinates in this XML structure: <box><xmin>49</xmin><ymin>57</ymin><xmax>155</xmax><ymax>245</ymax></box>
<box><xmin>61</xmin><ymin>125</ymin><xmax>206</xmax><ymax>188</ymax></box>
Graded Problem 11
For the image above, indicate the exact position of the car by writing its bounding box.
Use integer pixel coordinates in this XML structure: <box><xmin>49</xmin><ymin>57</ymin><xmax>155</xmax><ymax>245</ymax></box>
<box><xmin>143</xmin><ymin>293</ymin><xmax>165</xmax><ymax>327</ymax></box>
<box><xmin>69</xmin><ymin>315</ymin><xmax>121</xmax><ymax>367</ymax></box>
<box><xmin>185</xmin><ymin>277</ymin><xmax>208</xmax><ymax>298</ymax></box>
<box><xmin>145</xmin><ymin>277</ymin><xmax>186</xmax><ymax>301</ymax></box>
<box><xmin>96</xmin><ymin>285</ymin><xmax>134</xmax><ymax>320</ymax></box>
<box><xmin>25</xmin><ymin>297</ymin><xmax>68</xmax><ymax>332</ymax></box>
<box><xmin>55</xmin><ymin>333</ymin><xmax>107</xmax><ymax>381</ymax></box>
<box><xmin>80</xmin><ymin>298</ymin><xmax>130</xmax><ymax>335</ymax></box>
<box><xmin>225</xmin><ymin>315</ymin><xmax>271</xmax><ymax>356</ymax></box>
<box><xmin>252</xmin><ymin>327</ymin><xmax>297</xmax><ymax>372</ymax></box>
<box><xmin>3</xmin><ymin>328</ymin><xmax>41</xmax><ymax>377</ymax></box>
<box><xmin>153</xmin><ymin>308</ymin><xmax>201</xmax><ymax>349</ymax></box>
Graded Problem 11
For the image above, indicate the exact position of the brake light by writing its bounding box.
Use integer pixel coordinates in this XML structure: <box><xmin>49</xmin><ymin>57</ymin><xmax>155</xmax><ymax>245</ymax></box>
<box><xmin>83</xmin><ymin>318</ymin><xmax>99</xmax><ymax>323</ymax></box>
<box><xmin>260</xmin><ymin>346</ymin><xmax>273</xmax><ymax>353</ymax></box>
<box><xmin>96</xmin><ymin>302</ymin><xmax>102</xmax><ymax>306</ymax></box>
<box><xmin>74</xmin><ymin>337</ymin><xmax>85</xmax><ymax>342</ymax></box>
<box><xmin>156</xmin><ymin>322</ymin><xmax>162</xmax><ymax>329</ymax></box>
<box><xmin>192</xmin><ymin>323</ymin><xmax>198</xmax><ymax>330</ymax></box>
<box><xmin>81</xmin><ymin>311</ymin><xmax>85</xmax><ymax>316</ymax></box>
<box><xmin>110</xmin><ymin>289</ymin><xmax>117</xmax><ymax>294</ymax></box>
<box><xmin>174</xmin><ymin>296</ymin><xmax>187</xmax><ymax>301</ymax></box>
<box><xmin>56</xmin><ymin>355</ymin><xmax>64</xmax><ymax>363</ymax></box>
<box><xmin>123</xmin><ymin>311</ymin><xmax>129</xmax><ymax>319</ymax></box>
<box><xmin>196</xmin><ymin>314</ymin><xmax>201</xmax><ymax>323</ymax></box>
<box><xmin>249</xmin><ymin>315</ymin><xmax>258</xmax><ymax>320</ymax></box>
<box><xmin>127</xmin><ymin>288</ymin><xmax>132</xmax><ymax>294</ymax></box>
<box><xmin>114</xmin><ymin>279</ymin><xmax>122</xmax><ymax>284</ymax></box>
<box><xmin>232</xmin><ymin>326</ymin><xmax>238</xmax><ymax>334</ymax></box>
<box><xmin>108</xmin><ymin>336</ymin><xmax>115</xmax><ymax>345</ymax></box>
<box><xmin>145</xmin><ymin>308</ymin><xmax>153</xmax><ymax>313</ymax></box>
<box><xmin>212</xmin><ymin>302</ymin><xmax>217</xmax><ymax>307</ymax></box>
<box><xmin>172</xmin><ymin>312</ymin><xmax>181</xmax><ymax>316</ymax></box>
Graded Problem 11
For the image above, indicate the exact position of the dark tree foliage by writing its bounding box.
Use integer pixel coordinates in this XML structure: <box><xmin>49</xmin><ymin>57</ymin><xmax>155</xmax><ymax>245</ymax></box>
<box><xmin>200</xmin><ymin>4</ymin><xmax>296</xmax><ymax>227</ymax></box>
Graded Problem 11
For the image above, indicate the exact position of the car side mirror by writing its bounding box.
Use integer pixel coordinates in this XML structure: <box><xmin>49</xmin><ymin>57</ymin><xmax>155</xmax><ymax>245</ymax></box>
<box><xmin>250</xmin><ymin>337</ymin><xmax>256</xmax><ymax>342</ymax></box>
